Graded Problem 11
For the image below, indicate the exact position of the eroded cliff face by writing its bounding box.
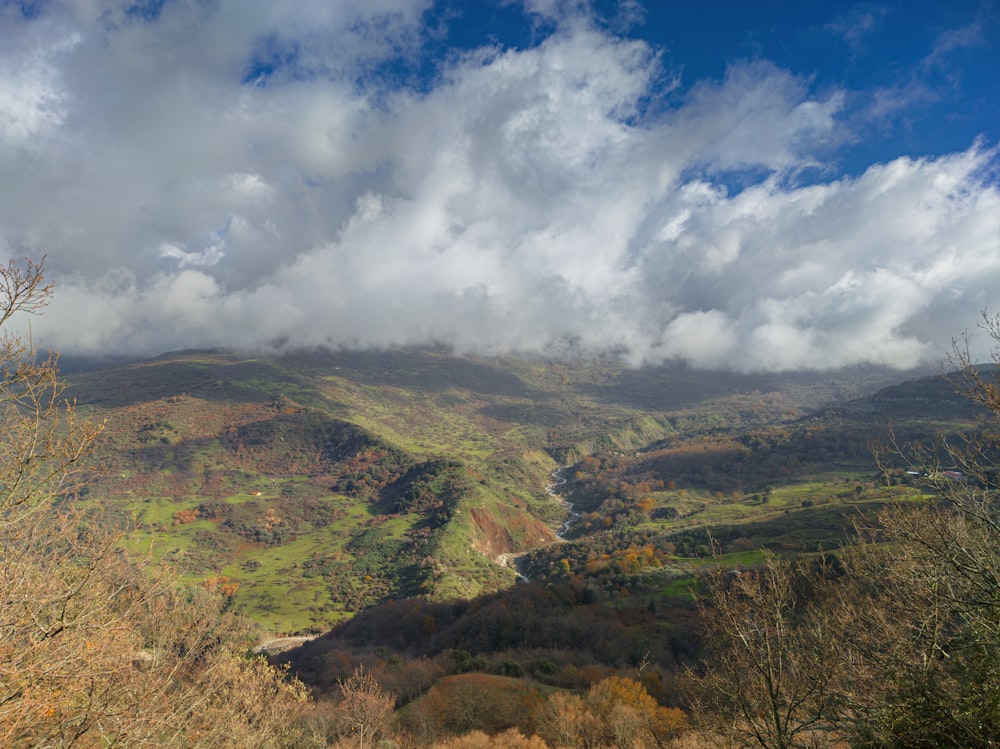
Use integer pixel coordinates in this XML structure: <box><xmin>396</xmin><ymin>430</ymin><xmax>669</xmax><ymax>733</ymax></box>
<box><xmin>469</xmin><ymin>505</ymin><xmax>555</xmax><ymax>558</ymax></box>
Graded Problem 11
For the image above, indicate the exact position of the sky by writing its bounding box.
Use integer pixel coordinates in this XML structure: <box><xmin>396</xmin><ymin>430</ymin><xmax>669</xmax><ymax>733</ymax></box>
<box><xmin>2</xmin><ymin>0</ymin><xmax>999</xmax><ymax>371</ymax></box>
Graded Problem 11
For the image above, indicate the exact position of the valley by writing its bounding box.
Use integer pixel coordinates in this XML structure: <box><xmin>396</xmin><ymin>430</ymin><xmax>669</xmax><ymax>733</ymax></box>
<box><xmin>62</xmin><ymin>347</ymin><xmax>942</xmax><ymax>634</ymax></box>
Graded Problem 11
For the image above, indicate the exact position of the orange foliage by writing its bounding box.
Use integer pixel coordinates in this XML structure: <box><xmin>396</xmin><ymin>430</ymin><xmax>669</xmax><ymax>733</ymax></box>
<box><xmin>538</xmin><ymin>676</ymin><xmax>687</xmax><ymax>749</ymax></box>
<box><xmin>172</xmin><ymin>507</ymin><xmax>200</xmax><ymax>525</ymax></box>
<box><xmin>203</xmin><ymin>575</ymin><xmax>241</xmax><ymax>598</ymax></box>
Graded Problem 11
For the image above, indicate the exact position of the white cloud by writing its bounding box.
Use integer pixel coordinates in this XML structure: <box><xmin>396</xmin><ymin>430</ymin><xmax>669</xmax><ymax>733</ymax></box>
<box><xmin>3</xmin><ymin>1</ymin><xmax>999</xmax><ymax>371</ymax></box>
<box><xmin>660</xmin><ymin>310</ymin><xmax>737</xmax><ymax>368</ymax></box>
<box><xmin>673</xmin><ymin>62</ymin><xmax>845</xmax><ymax>174</ymax></box>
<box><xmin>159</xmin><ymin>240</ymin><xmax>225</xmax><ymax>269</ymax></box>
<box><xmin>0</xmin><ymin>24</ymin><xmax>78</xmax><ymax>147</ymax></box>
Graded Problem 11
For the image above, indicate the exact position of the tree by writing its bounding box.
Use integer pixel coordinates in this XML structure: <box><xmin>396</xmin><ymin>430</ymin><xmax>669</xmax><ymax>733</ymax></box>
<box><xmin>538</xmin><ymin>675</ymin><xmax>686</xmax><ymax>749</ymax></box>
<box><xmin>829</xmin><ymin>314</ymin><xmax>1000</xmax><ymax>748</ymax></box>
<box><xmin>335</xmin><ymin>665</ymin><xmax>396</xmax><ymax>749</ymax></box>
<box><xmin>427</xmin><ymin>728</ymin><xmax>549</xmax><ymax>748</ymax></box>
<box><xmin>833</xmin><ymin>504</ymin><xmax>1000</xmax><ymax>748</ymax></box>
<box><xmin>840</xmin><ymin>321</ymin><xmax>1000</xmax><ymax>747</ymax></box>
<box><xmin>688</xmin><ymin>555</ymin><xmax>845</xmax><ymax>749</ymax></box>
<box><xmin>0</xmin><ymin>258</ymin><xmax>315</xmax><ymax>747</ymax></box>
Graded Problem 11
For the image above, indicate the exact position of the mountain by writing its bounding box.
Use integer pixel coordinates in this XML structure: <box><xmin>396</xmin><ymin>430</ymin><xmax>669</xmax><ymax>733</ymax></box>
<box><xmin>64</xmin><ymin>347</ymin><xmax>921</xmax><ymax>633</ymax></box>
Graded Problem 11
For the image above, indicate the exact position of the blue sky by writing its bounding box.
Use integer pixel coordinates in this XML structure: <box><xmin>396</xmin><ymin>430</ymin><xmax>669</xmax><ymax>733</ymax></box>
<box><xmin>434</xmin><ymin>0</ymin><xmax>1000</xmax><ymax>174</ymax></box>
<box><xmin>1</xmin><ymin>0</ymin><xmax>999</xmax><ymax>370</ymax></box>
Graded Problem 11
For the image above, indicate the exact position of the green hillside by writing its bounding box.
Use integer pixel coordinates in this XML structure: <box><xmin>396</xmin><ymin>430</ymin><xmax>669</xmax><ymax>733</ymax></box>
<box><xmin>64</xmin><ymin>348</ymin><xmax>924</xmax><ymax>633</ymax></box>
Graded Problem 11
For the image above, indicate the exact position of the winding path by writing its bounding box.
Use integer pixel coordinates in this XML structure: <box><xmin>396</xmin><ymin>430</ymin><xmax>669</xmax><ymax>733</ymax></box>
<box><xmin>496</xmin><ymin>465</ymin><xmax>579</xmax><ymax>581</ymax></box>
<box><xmin>546</xmin><ymin>466</ymin><xmax>580</xmax><ymax>540</ymax></box>
<box><xmin>496</xmin><ymin>552</ymin><xmax>529</xmax><ymax>581</ymax></box>
<box><xmin>253</xmin><ymin>636</ymin><xmax>315</xmax><ymax>656</ymax></box>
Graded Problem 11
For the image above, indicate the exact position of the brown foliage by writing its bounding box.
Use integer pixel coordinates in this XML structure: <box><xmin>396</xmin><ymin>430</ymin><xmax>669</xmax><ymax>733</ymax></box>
<box><xmin>428</xmin><ymin>728</ymin><xmax>550</xmax><ymax>748</ymax></box>
<box><xmin>173</xmin><ymin>507</ymin><xmax>201</xmax><ymax>524</ymax></box>
<box><xmin>538</xmin><ymin>676</ymin><xmax>687</xmax><ymax>749</ymax></box>
<box><xmin>334</xmin><ymin>665</ymin><xmax>396</xmax><ymax>748</ymax></box>
<box><xmin>401</xmin><ymin>673</ymin><xmax>546</xmax><ymax>744</ymax></box>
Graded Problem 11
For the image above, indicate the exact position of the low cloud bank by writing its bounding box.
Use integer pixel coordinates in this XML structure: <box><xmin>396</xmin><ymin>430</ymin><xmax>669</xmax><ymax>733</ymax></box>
<box><xmin>2</xmin><ymin>2</ymin><xmax>998</xmax><ymax>370</ymax></box>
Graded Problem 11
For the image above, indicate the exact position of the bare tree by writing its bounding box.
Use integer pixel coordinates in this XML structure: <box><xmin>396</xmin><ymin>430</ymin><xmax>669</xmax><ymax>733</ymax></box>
<box><xmin>336</xmin><ymin>665</ymin><xmax>396</xmax><ymax>749</ymax></box>
<box><xmin>845</xmin><ymin>318</ymin><xmax>1000</xmax><ymax>748</ymax></box>
<box><xmin>688</xmin><ymin>555</ymin><xmax>847</xmax><ymax>749</ymax></box>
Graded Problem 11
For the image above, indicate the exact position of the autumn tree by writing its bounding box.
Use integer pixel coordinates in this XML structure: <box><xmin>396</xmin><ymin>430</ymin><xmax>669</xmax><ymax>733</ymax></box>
<box><xmin>400</xmin><ymin>672</ymin><xmax>546</xmax><ymax>744</ymax></box>
<box><xmin>334</xmin><ymin>665</ymin><xmax>396</xmax><ymax>749</ymax></box>
<box><xmin>0</xmin><ymin>258</ymin><xmax>315</xmax><ymax>748</ymax></box>
<box><xmin>538</xmin><ymin>675</ymin><xmax>686</xmax><ymax>749</ymax></box>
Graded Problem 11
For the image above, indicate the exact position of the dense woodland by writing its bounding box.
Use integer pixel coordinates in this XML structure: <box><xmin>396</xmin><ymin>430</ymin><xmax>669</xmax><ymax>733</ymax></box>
<box><xmin>3</xmin><ymin>258</ymin><xmax>1000</xmax><ymax>747</ymax></box>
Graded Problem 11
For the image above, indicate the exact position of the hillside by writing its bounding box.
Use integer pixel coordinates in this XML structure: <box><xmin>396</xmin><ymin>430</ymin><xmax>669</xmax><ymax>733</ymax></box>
<box><xmin>65</xmin><ymin>348</ymin><xmax>922</xmax><ymax>633</ymax></box>
<box><xmin>517</xmin><ymin>366</ymin><xmax>991</xmax><ymax>581</ymax></box>
<box><xmin>275</xmin><ymin>363</ymin><xmax>994</xmax><ymax>719</ymax></box>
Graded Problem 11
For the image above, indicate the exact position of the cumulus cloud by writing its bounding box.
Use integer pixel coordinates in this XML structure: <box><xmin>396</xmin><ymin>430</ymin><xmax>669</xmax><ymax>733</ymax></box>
<box><xmin>2</xmin><ymin>0</ymin><xmax>999</xmax><ymax>371</ymax></box>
